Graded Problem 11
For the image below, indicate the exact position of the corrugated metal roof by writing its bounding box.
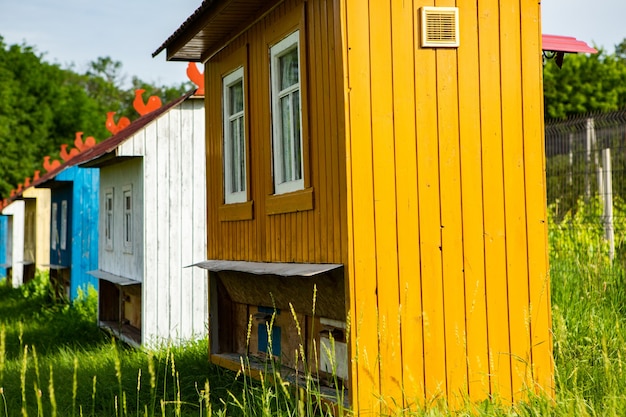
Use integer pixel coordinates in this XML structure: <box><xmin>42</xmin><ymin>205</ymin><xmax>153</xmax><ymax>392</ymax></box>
<box><xmin>153</xmin><ymin>0</ymin><xmax>268</xmax><ymax>62</ymax></box>
<box><xmin>192</xmin><ymin>259</ymin><xmax>343</xmax><ymax>277</ymax></box>
<box><xmin>542</xmin><ymin>34</ymin><xmax>597</xmax><ymax>54</ymax></box>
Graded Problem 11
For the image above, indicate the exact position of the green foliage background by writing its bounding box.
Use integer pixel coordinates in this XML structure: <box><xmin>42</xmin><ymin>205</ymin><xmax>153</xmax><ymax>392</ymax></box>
<box><xmin>0</xmin><ymin>36</ymin><xmax>190</xmax><ymax>199</ymax></box>
<box><xmin>543</xmin><ymin>39</ymin><xmax>626</xmax><ymax>119</ymax></box>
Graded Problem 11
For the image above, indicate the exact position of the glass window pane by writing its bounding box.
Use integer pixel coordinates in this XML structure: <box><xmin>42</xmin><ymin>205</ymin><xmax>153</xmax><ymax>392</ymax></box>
<box><xmin>280</xmin><ymin>96</ymin><xmax>292</xmax><ymax>183</ymax></box>
<box><xmin>280</xmin><ymin>49</ymin><xmax>299</xmax><ymax>90</ymax></box>
<box><xmin>230</xmin><ymin>81</ymin><xmax>243</xmax><ymax>114</ymax></box>
<box><xmin>236</xmin><ymin>117</ymin><xmax>245</xmax><ymax>192</ymax></box>
<box><xmin>293</xmin><ymin>91</ymin><xmax>302</xmax><ymax>180</ymax></box>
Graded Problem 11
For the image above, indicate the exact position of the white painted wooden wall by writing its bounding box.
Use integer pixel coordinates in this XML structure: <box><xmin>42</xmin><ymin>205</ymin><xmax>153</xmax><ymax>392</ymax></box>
<box><xmin>99</xmin><ymin>159</ymin><xmax>144</xmax><ymax>282</ymax></box>
<box><xmin>116</xmin><ymin>97</ymin><xmax>207</xmax><ymax>346</ymax></box>
<box><xmin>2</xmin><ymin>200</ymin><xmax>25</xmax><ymax>287</ymax></box>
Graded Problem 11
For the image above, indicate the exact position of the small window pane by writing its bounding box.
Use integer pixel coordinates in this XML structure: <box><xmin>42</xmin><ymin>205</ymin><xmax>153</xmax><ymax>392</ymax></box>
<box><xmin>279</xmin><ymin>49</ymin><xmax>299</xmax><ymax>90</ymax></box>
<box><xmin>51</xmin><ymin>203</ymin><xmax>58</xmax><ymax>250</ymax></box>
<box><xmin>60</xmin><ymin>200</ymin><xmax>68</xmax><ymax>250</ymax></box>
<box><xmin>293</xmin><ymin>91</ymin><xmax>302</xmax><ymax>180</ymax></box>
<box><xmin>230</xmin><ymin>81</ymin><xmax>244</xmax><ymax>114</ymax></box>
<box><xmin>280</xmin><ymin>95</ymin><xmax>293</xmax><ymax>183</ymax></box>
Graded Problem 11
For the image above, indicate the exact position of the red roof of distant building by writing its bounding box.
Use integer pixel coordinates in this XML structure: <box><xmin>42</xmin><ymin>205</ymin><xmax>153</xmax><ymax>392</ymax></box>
<box><xmin>542</xmin><ymin>34</ymin><xmax>597</xmax><ymax>54</ymax></box>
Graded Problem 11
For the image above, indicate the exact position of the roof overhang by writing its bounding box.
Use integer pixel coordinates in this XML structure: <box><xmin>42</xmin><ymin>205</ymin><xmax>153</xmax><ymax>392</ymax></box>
<box><xmin>153</xmin><ymin>0</ymin><xmax>275</xmax><ymax>62</ymax></box>
<box><xmin>87</xmin><ymin>270</ymin><xmax>141</xmax><ymax>286</ymax></box>
<box><xmin>192</xmin><ymin>260</ymin><xmax>343</xmax><ymax>277</ymax></box>
<box><xmin>542</xmin><ymin>34</ymin><xmax>597</xmax><ymax>54</ymax></box>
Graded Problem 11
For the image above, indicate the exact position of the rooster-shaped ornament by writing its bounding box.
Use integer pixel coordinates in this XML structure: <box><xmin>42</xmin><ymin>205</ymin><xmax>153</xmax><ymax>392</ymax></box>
<box><xmin>105</xmin><ymin>112</ymin><xmax>130</xmax><ymax>135</ymax></box>
<box><xmin>74</xmin><ymin>131</ymin><xmax>96</xmax><ymax>151</ymax></box>
<box><xmin>59</xmin><ymin>144</ymin><xmax>80</xmax><ymax>162</ymax></box>
<box><xmin>133</xmin><ymin>89</ymin><xmax>162</xmax><ymax>116</ymax></box>
<box><xmin>187</xmin><ymin>62</ymin><xmax>205</xmax><ymax>96</ymax></box>
<box><xmin>43</xmin><ymin>156</ymin><xmax>61</xmax><ymax>173</ymax></box>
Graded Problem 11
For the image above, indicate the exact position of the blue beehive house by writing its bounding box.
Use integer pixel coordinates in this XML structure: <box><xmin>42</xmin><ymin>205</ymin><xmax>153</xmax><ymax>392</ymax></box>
<box><xmin>36</xmin><ymin>163</ymin><xmax>99</xmax><ymax>300</ymax></box>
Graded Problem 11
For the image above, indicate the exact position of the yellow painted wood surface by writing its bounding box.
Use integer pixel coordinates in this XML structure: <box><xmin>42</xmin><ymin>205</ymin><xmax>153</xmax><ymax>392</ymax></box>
<box><xmin>340</xmin><ymin>0</ymin><xmax>551</xmax><ymax>410</ymax></box>
<box><xmin>197</xmin><ymin>0</ymin><xmax>550</xmax><ymax>409</ymax></box>
<box><xmin>22</xmin><ymin>187</ymin><xmax>50</xmax><ymax>271</ymax></box>
<box><xmin>205</xmin><ymin>0</ymin><xmax>347</xmax><ymax>265</ymax></box>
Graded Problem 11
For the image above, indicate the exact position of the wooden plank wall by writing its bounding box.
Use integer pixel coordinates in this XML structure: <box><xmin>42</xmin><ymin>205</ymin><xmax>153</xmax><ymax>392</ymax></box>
<box><xmin>205</xmin><ymin>0</ymin><xmax>347</xmax><ymax>265</ymax></box>
<box><xmin>99</xmin><ymin>159</ymin><xmax>144</xmax><ymax>283</ymax></box>
<box><xmin>56</xmin><ymin>166</ymin><xmax>101</xmax><ymax>301</ymax></box>
<box><xmin>117</xmin><ymin>98</ymin><xmax>208</xmax><ymax>345</ymax></box>
<box><xmin>340</xmin><ymin>0</ymin><xmax>552</xmax><ymax>411</ymax></box>
<box><xmin>22</xmin><ymin>187</ymin><xmax>50</xmax><ymax>272</ymax></box>
<box><xmin>2</xmin><ymin>200</ymin><xmax>25</xmax><ymax>287</ymax></box>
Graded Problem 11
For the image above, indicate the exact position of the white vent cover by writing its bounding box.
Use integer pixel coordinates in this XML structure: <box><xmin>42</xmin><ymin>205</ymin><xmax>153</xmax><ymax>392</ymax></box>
<box><xmin>420</xmin><ymin>6</ymin><xmax>459</xmax><ymax>48</ymax></box>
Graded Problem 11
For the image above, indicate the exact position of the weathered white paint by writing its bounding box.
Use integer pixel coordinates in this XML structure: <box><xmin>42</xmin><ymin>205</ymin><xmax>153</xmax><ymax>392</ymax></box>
<box><xmin>2</xmin><ymin>200</ymin><xmax>25</xmax><ymax>287</ymax></box>
<box><xmin>99</xmin><ymin>158</ymin><xmax>144</xmax><ymax>282</ymax></box>
<box><xmin>112</xmin><ymin>97</ymin><xmax>208</xmax><ymax>346</ymax></box>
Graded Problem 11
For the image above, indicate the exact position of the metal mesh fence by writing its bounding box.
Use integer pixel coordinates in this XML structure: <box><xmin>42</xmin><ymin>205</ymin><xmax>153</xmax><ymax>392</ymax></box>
<box><xmin>545</xmin><ymin>110</ymin><xmax>626</xmax><ymax>278</ymax></box>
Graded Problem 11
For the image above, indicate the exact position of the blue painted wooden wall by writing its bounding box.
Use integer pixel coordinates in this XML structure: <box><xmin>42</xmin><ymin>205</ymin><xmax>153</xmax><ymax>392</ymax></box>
<box><xmin>0</xmin><ymin>215</ymin><xmax>7</xmax><ymax>280</ymax></box>
<box><xmin>53</xmin><ymin>166</ymin><xmax>100</xmax><ymax>300</ymax></box>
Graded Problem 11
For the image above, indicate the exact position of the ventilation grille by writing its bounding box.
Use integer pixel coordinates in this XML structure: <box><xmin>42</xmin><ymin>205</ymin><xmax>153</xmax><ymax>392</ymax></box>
<box><xmin>420</xmin><ymin>7</ymin><xmax>459</xmax><ymax>48</ymax></box>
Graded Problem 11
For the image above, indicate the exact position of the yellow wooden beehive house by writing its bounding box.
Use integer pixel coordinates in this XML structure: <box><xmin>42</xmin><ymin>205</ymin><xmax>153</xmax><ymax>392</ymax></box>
<box><xmin>156</xmin><ymin>0</ymin><xmax>552</xmax><ymax>411</ymax></box>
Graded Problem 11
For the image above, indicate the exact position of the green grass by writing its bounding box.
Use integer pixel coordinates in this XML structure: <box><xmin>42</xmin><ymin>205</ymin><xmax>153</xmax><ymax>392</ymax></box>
<box><xmin>1</xmin><ymin>197</ymin><xmax>626</xmax><ymax>416</ymax></box>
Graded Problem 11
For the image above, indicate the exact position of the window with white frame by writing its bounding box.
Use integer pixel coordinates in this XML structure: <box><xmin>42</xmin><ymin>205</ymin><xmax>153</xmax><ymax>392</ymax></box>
<box><xmin>270</xmin><ymin>30</ymin><xmax>304</xmax><ymax>195</ymax></box>
<box><xmin>105</xmin><ymin>189</ymin><xmax>113</xmax><ymax>251</ymax></box>
<box><xmin>51</xmin><ymin>203</ymin><xmax>58</xmax><ymax>250</ymax></box>
<box><xmin>123</xmin><ymin>185</ymin><xmax>132</xmax><ymax>253</ymax></box>
<box><xmin>60</xmin><ymin>200</ymin><xmax>68</xmax><ymax>250</ymax></box>
<box><xmin>223</xmin><ymin>66</ymin><xmax>247</xmax><ymax>204</ymax></box>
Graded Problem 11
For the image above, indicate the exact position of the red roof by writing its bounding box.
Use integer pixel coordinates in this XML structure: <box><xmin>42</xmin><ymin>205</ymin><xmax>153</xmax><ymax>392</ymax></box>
<box><xmin>542</xmin><ymin>34</ymin><xmax>597</xmax><ymax>54</ymax></box>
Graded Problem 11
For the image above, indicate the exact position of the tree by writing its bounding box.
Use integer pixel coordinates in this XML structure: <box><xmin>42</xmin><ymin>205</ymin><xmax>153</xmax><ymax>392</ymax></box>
<box><xmin>543</xmin><ymin>41</ymin><xmax>626</xmax><ymax>119</ymax></box>
<box><xmin>0</xmin><ymin>37</ymin><xmax>190</xmax><ymax>199</ymax></box>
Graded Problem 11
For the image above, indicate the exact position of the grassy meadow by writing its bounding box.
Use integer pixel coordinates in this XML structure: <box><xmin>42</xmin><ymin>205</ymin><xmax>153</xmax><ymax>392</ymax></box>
<box><xmin>1</xmin><ymin>197</ymin><xmax>626</xmax><ymax>416</ymax></box>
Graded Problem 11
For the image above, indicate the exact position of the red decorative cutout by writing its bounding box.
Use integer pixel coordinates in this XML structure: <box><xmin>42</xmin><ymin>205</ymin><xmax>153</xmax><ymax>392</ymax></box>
<box><xmin>24</xmin><ymin>177</ymin><xmax>31</xmax><ymax>187</ymax></box>
<box><xmin>60</xmin><ymin>144</ymin><xmax>80</xmax><ymax>162</ymax></box>
<box><xmin>133</xmin><ymin>89</ymin><xmax>162</xmax><ymax>116</ymax></box>
<box><xmin>33</xmin><ymin>170</ymin><xmax>40</xmax><ymax>181</ymax></box>
<box><xmin>16</xmin><ymin>184</ymin><xmax>23</xmax><ymax>193</ymax></box>
<box><xmin>43</xmin><ymin>156</ymin><xmax>61</xmax><ymax>173</ymax></box>
<box><xmin>9</xmin><ymin>190</ymin><xmax>15</xmax><ymax>198</ymax></box>
<box><xmin>105</xmin><ymin>112</ymin><xmax>131</xmax><ymax>135</ymax></box>
<box><xmin>187</xmin><ymin>62</ymin><xmax>205</xmax><ymax>95</ymax></box>
<box><xmin>74</xmin><ymin>131</ymin><xmax>96</xmax><ymax>151</ymax></box>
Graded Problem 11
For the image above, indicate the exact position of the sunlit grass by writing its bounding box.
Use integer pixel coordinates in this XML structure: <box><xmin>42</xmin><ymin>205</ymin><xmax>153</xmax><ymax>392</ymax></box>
<box><xmin>0</xmin><ymin>197</ymin><xmax>625</xmax><ymax>415</ymax></box>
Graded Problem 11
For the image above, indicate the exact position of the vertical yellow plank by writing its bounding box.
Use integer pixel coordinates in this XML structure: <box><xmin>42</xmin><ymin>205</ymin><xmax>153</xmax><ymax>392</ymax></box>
<box><xmin>391</xmin><ymin>0</ymin><xmax>425</xmax><ymax>406</ymax></box>
<box><xmin>478</xmin><ymin>0</ymin><xmax>513</xmax><ymax>402</ymax></box>
<box><xmin>433</xmin><ymin>15</ymin><xmax>468</xmax><ymax>408</ymax></box>
<box><xmin>414</xmin><ymin>0</ymin><xmax>447</xmax><ymax>400</ymax></box>
<box><xmin>456</xmin><ymin>0</ymin><xmax>490</xmax><ymax>402</ymax></box>
<box><xmin>520</xmin><ymin>0</ymin><xmax>553</xmax><ymax>396</ymax></box>
<box><xmin>342</xmin><ymin>0</ymin><xmax>380</xmax><ymax>412</ymax></box>
<box><xmin>309</xmin><ymin>0</ymin><xmax>325</xmax><ymax>263</ymax></box>
<box><xmin>499</xmin><ymin>0</ymin><xmax>532</xmax><ymax>401</ymax></box>
<box><xmin>369</xmin><ymin>0</ymin><xmax>404</xmax><ymax>410</ymax></box>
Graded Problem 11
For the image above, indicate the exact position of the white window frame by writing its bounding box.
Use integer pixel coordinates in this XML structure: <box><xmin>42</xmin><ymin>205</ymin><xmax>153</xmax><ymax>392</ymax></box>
<box><xmin>104</xmin><ymin>189</ymin><xmax>113</xmax><ymax>251</ymax></box>
<box><xmin>270</xmin><ymin>30</ymin><xmax>304</xmax><ymax>195</ymax></box>
<box><xmin>122</xmin><ymin>185</ymin><xmax>133</xmax><ymax>253</ymax></box>
<box><xmin>51</xmin><ymin>202</ymin><xmax>58</xmax><ymax>250</ymax></box>
<box><xmin>60</xmin><ymin>200</ymin><xmax>68</xmax><ymax>250</ymax></box>
<box><xmin>222</xmin><ymin>66</ymin><xmax>247</xmax><ymax>204</ymax></box>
